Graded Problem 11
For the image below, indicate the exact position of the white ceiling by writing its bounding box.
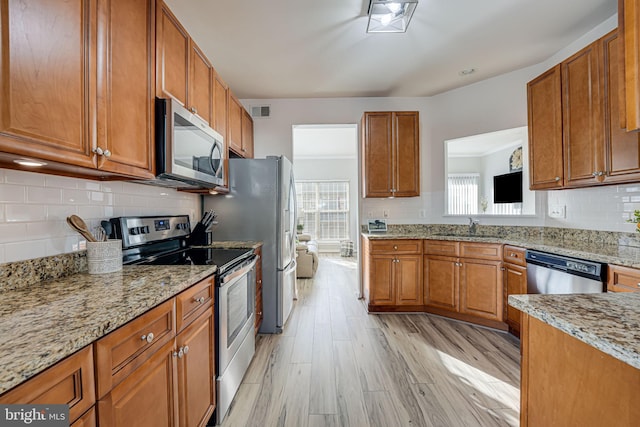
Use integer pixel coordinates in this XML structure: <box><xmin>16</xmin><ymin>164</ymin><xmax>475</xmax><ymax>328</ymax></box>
<box><xmin>165</xmin><ymin>0</ymin><xmax>617</xmax><ymax>99</ymax></box>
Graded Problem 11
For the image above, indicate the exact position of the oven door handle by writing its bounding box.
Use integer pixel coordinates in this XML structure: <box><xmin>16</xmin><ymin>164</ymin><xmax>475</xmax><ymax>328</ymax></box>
<box><xmin>220</xmin><ymin>256</ymin><xmax>258</xmax><ymax>286</ymax></box>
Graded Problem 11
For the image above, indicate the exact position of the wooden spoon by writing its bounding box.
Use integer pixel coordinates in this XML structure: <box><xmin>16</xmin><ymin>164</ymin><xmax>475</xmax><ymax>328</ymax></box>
<box><xmin>67</xmin><ymin>215</ymin><xmax>97</xmax><ymax>242</ymax></box>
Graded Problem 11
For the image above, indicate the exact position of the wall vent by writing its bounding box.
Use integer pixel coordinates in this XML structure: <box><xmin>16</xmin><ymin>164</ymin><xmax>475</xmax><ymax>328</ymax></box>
<box><xmin>251</xmin><ymin>105</ymin><xmax>271</xmax><ymax>118</ymax></box>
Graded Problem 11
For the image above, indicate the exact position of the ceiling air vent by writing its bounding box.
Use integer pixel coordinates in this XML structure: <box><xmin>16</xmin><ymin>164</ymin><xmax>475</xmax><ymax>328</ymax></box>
<box><xmin>251</xmin><ymin>105</ymin><xmax>270</xmax><ymax>118</ymax></box>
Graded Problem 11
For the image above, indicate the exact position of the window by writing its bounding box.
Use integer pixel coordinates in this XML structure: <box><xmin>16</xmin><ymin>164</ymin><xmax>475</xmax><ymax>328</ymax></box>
<box><xmin>295</xmin><ymin>181</ymin><xmax>349</xmax><ymax>241</ymax></box>
<box><xmin>448</xmin><ymin>174</ymin><xmax>479</xmax><ymax>215</ymax></box>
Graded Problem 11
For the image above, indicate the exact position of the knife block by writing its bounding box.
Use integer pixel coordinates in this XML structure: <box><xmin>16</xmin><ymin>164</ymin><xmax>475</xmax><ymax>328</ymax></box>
<box><xmin>186</xmin><ymin>222</ymin><xmax>212</xmax><ymax>246</ymax></box>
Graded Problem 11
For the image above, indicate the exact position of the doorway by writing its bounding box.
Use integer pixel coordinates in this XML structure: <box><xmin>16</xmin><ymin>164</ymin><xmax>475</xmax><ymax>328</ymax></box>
<box><xmin>292</xmin><ymin>124</ymin><xmax>359</xmax><ymax>256</ymax></box>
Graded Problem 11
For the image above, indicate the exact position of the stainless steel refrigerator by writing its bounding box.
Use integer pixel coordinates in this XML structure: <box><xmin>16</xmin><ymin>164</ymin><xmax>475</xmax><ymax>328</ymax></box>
<box><xmin>204</xmin><ymin>156</ymin><xmax>297</xmax><ymax>333</ymax></box>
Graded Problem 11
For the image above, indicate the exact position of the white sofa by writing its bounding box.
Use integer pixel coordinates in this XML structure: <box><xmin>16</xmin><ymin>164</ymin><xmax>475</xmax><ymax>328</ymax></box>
<box><xmin>296</xmin><ymin>234</ymin><xmax>319</xmax><ymax>278</ymax></box>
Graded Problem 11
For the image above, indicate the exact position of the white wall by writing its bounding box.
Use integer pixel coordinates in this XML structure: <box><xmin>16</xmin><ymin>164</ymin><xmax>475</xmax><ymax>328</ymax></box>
<box><xmin>0</xmin><ymin>169</ymin><xmax>200</xmax><ymax>263</ymax></box>
<box><xmin>243</xmin><ymin>14</ymin><xmax>636</xmax><ymax>233</ymax></box>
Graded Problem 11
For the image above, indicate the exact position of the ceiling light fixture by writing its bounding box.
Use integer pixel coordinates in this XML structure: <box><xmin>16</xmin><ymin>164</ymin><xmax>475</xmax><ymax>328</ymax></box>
<box><xmin>367</xmin><ymin>0</ymin><xmax>418</xmax><ymax>33</ymax></box>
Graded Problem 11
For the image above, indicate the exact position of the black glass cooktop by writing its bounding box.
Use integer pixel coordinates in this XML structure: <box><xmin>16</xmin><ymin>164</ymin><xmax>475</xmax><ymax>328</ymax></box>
<box><xmin>128</xmin><ymin>247</ymin><xmax>253</xmax><ymax>274</ymax></box>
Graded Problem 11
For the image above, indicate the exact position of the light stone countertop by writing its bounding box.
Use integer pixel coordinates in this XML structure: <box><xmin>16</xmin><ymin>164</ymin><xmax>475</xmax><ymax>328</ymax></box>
<box><xmin>362</xmin><ymin>232</ymin><xmax>640</xmax><ymax>268</ymax></box>
<box><xmin>0</xmin><ymin>264</ymin><xmax>217</xmax><ymax>395</ymax></box>
<box><xmin>509</xmin><ymin>293</ymin><xmax>640</xmax><ymax>369</ymax></box>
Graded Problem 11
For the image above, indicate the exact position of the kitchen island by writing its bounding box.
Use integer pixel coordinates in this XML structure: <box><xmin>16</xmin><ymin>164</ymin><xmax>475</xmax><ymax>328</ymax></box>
<box><xmin>509</xmin><ymin>292</ymin><xmax>640</xmax><ymax>426</ymax></box>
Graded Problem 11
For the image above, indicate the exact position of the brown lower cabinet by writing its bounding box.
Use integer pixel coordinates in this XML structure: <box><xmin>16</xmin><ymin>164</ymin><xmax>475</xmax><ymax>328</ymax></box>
<box><xmin>423</xmin><ymin>241</ymin><xmax>506</xmax><ymax>329</ymax></box>
<box><xmin>363</xmin><ymin>237</ymin><xmax>423</xmax><ymax>310</ymax></box>
<box><xmin>520</xmin><ymin>314</ymin><xmax>640</xmax><ymax>426</ymax></box>
<box><xmin>0</xmin><ymin>345</ymin><xmax>96</xmax><ymax>425</ymax></box>
<box><xmin>607</xmin><ymin>264</ymin><xmax>640</xmax><ymax>292</ymax></box>
<box><xmin>503</xmin><ymin>245</ymin><xmax>527</xmax><ymax>337</ymax></box>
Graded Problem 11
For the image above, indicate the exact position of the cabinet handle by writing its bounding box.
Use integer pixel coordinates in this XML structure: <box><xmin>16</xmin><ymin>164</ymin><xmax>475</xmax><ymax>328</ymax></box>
<box><xmin>510</xmin><ymin>252</ymin><xmax>516</xmax><ymax>257</ymax></box>
<box><xmin>258</xmin><ymin>311</ymin><xmax>263</xmax><ymax>316</ymax></box>
<box><xmin>190</xmin><ymin>107</ymin><xmax>198</xmax><ymax>114</ymax></box>
<box><xmin>257</xmin><ymin>279</ymin><xmax>262</xmax><ymax>284</ymax></box>
<box><xmin>637</xmin><ymin>283</ymin><xmax>640</xmax><ymax>288</ymax></box>
<box><xmin>172</xmin><ymin>351</ymin><xmax>178</xmax><ymax>358</ymax></box>
<box><xmin>141</xmin><ymin>332</ymin><xmax>154</xmax><ymax>343</ymax></box>
<box><xmin>93</xmin><ymin>147</ymin><xmax>104</xmax><ymax>156</ymax></box>
<box><xmin>501</xmin><ymin>267</ymin><xmax>506</xmax><ymax>271</ymax></box>
<box><xmin>183</xmin><ymin>345</ymin><xmax>189</xmax><ymax>355</ymax></box>
<box><xmin>393</xmin><ymin>245</ymin><xmax>398</xmax><ymax>250</ymax></box>
<box><xmin>592</xmin><ymin>171</ymin><xmax>598</xmax><ymax>177</ymax></box>
<box><xmin>194</xmin><ymin>296</ymin><xmax>205</xmax><ymax>304</ymax></box>
<box><xmin>103</xmin><ymin>150</ymin><xmax>111</xmax><ymax>158</ymax></box>
<box><xmin>554</xmin><ymin>176</ymin><xmax>561</xmax><ymax>182</ymax></box>
<box><xmin>177</xmin><ymin>347</ymin><xmax>184</xmax><ymax>358</ymax></box>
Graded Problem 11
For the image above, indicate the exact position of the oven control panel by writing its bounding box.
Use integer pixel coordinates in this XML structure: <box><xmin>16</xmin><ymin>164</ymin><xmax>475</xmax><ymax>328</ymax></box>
<box><xmin>110</xmin><ymin>215</ymin><xmax>191</xmax><ymax>248</ymax></box>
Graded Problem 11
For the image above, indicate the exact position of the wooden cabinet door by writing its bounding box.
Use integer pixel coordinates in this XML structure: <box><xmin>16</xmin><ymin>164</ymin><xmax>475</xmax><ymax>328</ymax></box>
<box><xmin>212</xmin><ymin>71</ymin><xmax>228</xmax><ymax>142</ymax></box>
<box><xmin>393</xmin><ymin>112</ymin><xmax>420</xmax><ymax>197</ymax></box>
<box><xmin>395</xmin><ymin>255</ymin><xmax>423</xmax><ymax>305</ymax></box>
<box><xmin>228</xmin><ymin>93</ymin><xmax>243</xmax><ymax>155</ymax></box>
<box><xmin>369</xmin><ymin>255</ymin><xmax>395</xmax><ymax>305</ymax></box>
<box><xmin>527</xmin><ymin>65</ymin><xmax>564</xmax><ymax>189</ymax></box>
<box><xmin>189</xmin><ymin>41</ymin><xmax>212</xmax><ymax>125</ymax></box>
<box><xmin>622</xmin><ymin>0</ymin><xmax>640</xmax><ymax>132</ymax></box>
<box><xmin>176</xmin><ymin>310</ymin><xmax>215</xmax><ymax>427</ymax></box>
<box><xmin>0</xmin><ymin>0</ymin><xmax>96</xmax><ymax>169</ymax></box>
<box><xmin>504</xmin><ymin>263</ymin><xmax>526</xmax><ymax>336</ymax></box>
<box><xmin>0</xmin><ymin>346</ymin><xmax>95</xmax><ymax>425</ymax></box>
<box><xmin>96</xmin><ymin>0</ymin><xmax>155</xmax><ymax>179</ymax></box>
<box><xmin>607</xmin><ymin>264</ymin><xmax>640</xmax><ymax>292</ymax></box>
<box><xmin>156</xmin><ymin>1</ymin><xmax>189</xmax><ymax>105</ymax></box>
<box><xmin>459</xmin><ymin>258</ymin><xmax>503</xmax><ymax>321</ymax></box>
<box><xmin>98</xmin><ymin>340</ymin><xmax>178</xmax><ymax>427</ymax></box>
<box><xmin>71</xmin><ymin>407</ymin><xmax>96</xmax><ymax>427</ymax></box>
<box><xmin>242</xmin><ymin>109</ymin><xmax>254</xmax><ymax>158</ymax></box>
<box><xmin>424</xmin><ymin>255</ymin><xmax>458</xmax><ymax>312</ymax></box>
<box><xmin>603</xmin><ymin>30</ymin><xmax>640</xmax><ymax>183</ymax></box>
<box><xmin>562</xmin><ymin>41</ymin><xmax>605</xmax><ymax>187</ymax></box>
<box><xmin>362</xmin><ymin>112</ymin><xmax>393</xmax><ymax>197</ymax></box>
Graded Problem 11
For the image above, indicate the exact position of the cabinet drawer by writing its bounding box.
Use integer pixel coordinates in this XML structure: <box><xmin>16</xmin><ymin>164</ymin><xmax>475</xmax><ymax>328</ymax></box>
<box><xmin>94</xmin><ymin>299</ymin><xmax>176</xmax><ymax>398</ymax></box>
<box><xmin>460</xmin><ymin>242</ymin><xmax>503</xmax><ymax>261</ymax></box>
<box><xmin>176</xmin><ymin>276</ymin><xmax>214</xmax><ymax>332</ymax></box>
<box><xmin>607</xmin><ymin>264</ymin><xmax>640</xmax><ymax>292</ymax></box>
<box><xmin>503</xmin><ymin>245</ymin><xmax>526</xmax><ymax>266</ymax></box>
<box><xmin>370</xmin><ymin>239</ymin><xmax>422</xmax><ymax>254</ymax></box>
<box><xmin>0</xmin><ymin>346</ymin><xmax>95</xmax><ymax>424</ymax></box>
<box><xmin>424</xmin><ymin>240</ymin><xmax>460</xmax><ymax>256</ymax></box>
<box><xmin>71</xmin><ymin>407</ymin><xmax>96</xmax><ymax>427</ymax></box>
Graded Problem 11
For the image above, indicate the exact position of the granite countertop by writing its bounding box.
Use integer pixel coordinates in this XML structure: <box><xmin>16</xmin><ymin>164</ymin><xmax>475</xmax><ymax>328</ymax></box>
<box><xmin>362</xmin><ymin>232</ymin><xmax>640</xmax><ymax>268</ymax></box>
<box><xmin>0</xmin><ymin>264</ymin><xmax>217</xmax><ymax>395</ymax></box>
<box><xmin>509</xmin><ymin>293</ymin><xmax>640</xmax><ymax>369</ymax></box>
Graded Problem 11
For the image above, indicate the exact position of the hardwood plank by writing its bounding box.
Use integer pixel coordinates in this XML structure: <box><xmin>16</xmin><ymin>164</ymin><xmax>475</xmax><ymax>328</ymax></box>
<box><xmin>333</xmin><ymin>341</ymin><xmax>370</xmax><ymax>427</ymax></box>
<box><xmin>363</xmin><ymin>391</ymin><xmax>402</xmax><ymax>427</ymax></box>
<box><xmin>291</xmin><ymin>305</ymin><xmax>316</xmax><ymax>363</ymax></box>
<box><xmin>329</xmin><ymin>293</ymin><xmax>351</xmax><ymax>341</ymax></box>
<box><xmin>308</xmin><ymin>414</ymin><xmax>340</xmax><ymax>427</ymax></box>
<box><xmin>279</xmin><ymin>363</ymin><xmax>312</xmax><ymax>427</ymax></box>
<box><xmin>309</xmin><ymin>325</ymin><xmax>337</xmax><ymax>414</ymax></box>
<box><xmin>347</xmin><ymin>316</ymin><xmax>389</xmax><ymax>392</ymax></box>
<box><xmin>220</xmin><ymin>383</ymin><xmax>261</xmax><ymax>427</ymax></box>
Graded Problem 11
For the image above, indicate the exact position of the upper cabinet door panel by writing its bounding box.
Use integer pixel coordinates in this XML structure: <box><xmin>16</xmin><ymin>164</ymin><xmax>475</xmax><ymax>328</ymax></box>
<box><xmin>527</xmin><ymin>65</ymin><xmax>564</xmax><ymax>189</ymax></box>
<box><xmin>212</xmin><ymin>72</ymin><xmax>228</xmax><ymax>141</ymax></box>
<box><xmin>0</xmin><ymin>0</ymin><xmax>96</xmax><ymax>167</ymax></box>
<box><xmin>623</xmin><ymin>0</ymin><xmax>640</xmax><ymax>131</ymax></box>
<box><xmin>241</xmin><ymin>109</ymin><xmax>254</xmax><ymax>158</ymax></box>
<box><xmin>603</xmin><ymin>30</ymin><xmax>640</xmax><ymax>182</ymax></box>
<box><xmin>394</xmin><ymin>112</ymin><xmax>420</xmax><ymax>197</ymax></box>
<box><xmin>97</xmin><ymin>0</ymin><xmax>155</xmax><ymax>178</ymax></box>
<box><xmin>228</xmin><ymin>93</ymin><xmax>243</xmax><ymax>155</ymax></box>
<box><xmin>189</xmin><ymin>41</ymin><xmax>212</xmax><ymax>125</ymax></box>
<box><xmin>156</xmin><ymin>1</ymin><xmax>188</xmax><ymax>105</ymax></box>
<box><xmin>562</xmin><ymin>41</ymin><xmax>604</xmax><ymax>187</ymax></box>
<box><xmin>362</xmin><ymin>112</ymin><xmax>393</xmax><ymax>197</ymax></box>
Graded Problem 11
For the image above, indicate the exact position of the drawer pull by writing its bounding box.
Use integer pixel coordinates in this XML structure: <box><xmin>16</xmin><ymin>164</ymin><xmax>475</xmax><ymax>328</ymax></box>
<box><xmin>637</xmin><ymin>283</ymin><xmax>640</xmax><ymax>288</ymax></box>
<box><xmin>510</xmin><ymin>252</ymin><xmax>517</xmax><ymax>257</ymax></box>
<box><xmin>183</xmin><ymin>345</ymin><xmax>189</xmax><ymax>355</ymax></box>
<box><xmin>141</xmin><ymin>332</ymin><xmax>154</xmax><ymax>343</ymax></box>
<box><xmin>177</xmin><ymin>347</ymin><xmax>185</xmax><ymax>358</ymax></box>
<box><xmin>393</xmin><ymin>245</ymin><xmax>398</xmax><ymax>250</ymax></box>
<box><xmin>194</xmin><ymin>296</ymin><xmax>206</xmax><ymax>304</ymax></box>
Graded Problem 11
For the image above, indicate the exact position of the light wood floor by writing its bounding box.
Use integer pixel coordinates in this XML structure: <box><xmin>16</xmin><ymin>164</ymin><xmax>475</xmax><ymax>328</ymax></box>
<box><xmin>221</xmin><ymin>255</ymin><xmax>521</xmax><ymax>427</ymax></box>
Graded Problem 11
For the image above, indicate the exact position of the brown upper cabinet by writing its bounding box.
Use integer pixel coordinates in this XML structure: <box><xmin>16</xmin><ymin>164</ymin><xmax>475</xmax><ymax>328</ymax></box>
<box><xmin>0</xmin><ymin>0</ymin><xmax>155</xmax><ymax>180</ymax></box>
<box><xmin>227</xmin><ymin>91</ymin><xmax>254</xmax><ymax>158</ymax></box>
<box><xmin>620</xmin><ymin>0</ymin><xmax>640</xmax><ymax>132</ymax></box>
<box><xmin>361</xmin><ymin>112</ymin><xmax>420</xmax><ymax>198</ymax></box>
<box><xmin>212</xmin><ymin>71</ymin><xmax>229</xmax><ymax>143</ymax></box>
<box><xmin>156</xmin><ymin>1</ymin><xmax>212</xmax><ymax>125</ymax></box>
<box><xmin>528</xmin><ymin>29</ymin><xmax>640</xmax><ymax>190</ymax></box>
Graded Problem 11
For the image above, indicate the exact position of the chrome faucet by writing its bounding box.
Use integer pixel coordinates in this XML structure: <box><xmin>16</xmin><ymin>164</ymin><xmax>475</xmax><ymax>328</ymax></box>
<box><xmin>468</xmin><ymin>217</ymin><xmax>479</xmax><ymax>235</ymax></box>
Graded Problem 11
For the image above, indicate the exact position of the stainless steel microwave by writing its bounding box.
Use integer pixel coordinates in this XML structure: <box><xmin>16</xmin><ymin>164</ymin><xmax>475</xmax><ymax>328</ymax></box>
<box><xmin>154</xmin><ymin>98</ymin><xmax>225</xmax><ymax>188</ymax></box>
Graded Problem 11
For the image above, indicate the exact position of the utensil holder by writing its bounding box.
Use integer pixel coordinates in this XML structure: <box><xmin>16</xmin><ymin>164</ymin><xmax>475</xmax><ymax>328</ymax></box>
<box><xmin>87</xmin><ymin>240</ymin><xmax>123</xmax><ymax>274</ymax></box>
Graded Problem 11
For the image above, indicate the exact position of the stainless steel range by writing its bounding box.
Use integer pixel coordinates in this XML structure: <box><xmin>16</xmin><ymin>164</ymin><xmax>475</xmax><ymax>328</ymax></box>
<box><xmin>108</xmin><ymin>214</ymin><xmax>256</xmax><ymax>425</ymax></box>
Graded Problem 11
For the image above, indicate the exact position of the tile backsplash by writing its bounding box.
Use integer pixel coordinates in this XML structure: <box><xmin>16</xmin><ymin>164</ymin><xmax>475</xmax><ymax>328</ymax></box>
<box><xmin>0</xmin><ymin>169</ymin><xmax>199</xmax><ymax>263</ymax></box>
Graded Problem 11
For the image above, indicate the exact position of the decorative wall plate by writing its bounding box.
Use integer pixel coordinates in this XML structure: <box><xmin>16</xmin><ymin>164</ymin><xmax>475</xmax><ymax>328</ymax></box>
<box><xmin>510</xmin><ymin>146</ymin><xmax>523</xmax><ymax>171</ymax></box>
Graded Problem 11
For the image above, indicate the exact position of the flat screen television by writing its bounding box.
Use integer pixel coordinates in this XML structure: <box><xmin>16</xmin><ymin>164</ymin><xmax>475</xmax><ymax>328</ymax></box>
<box><xmin>493</xmin><ymin>171</ymin><xmax>523</xmax><ymax>203</ymax></box>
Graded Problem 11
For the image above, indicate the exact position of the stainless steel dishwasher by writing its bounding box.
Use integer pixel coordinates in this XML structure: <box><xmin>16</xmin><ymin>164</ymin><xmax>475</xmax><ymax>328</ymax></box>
<box><xmin>525</xmin><ymin>250</ymin><xmax>606</xmax><ymax>294</ymax></box>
